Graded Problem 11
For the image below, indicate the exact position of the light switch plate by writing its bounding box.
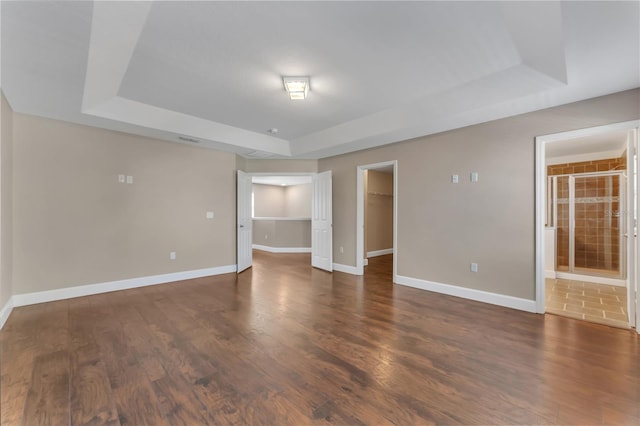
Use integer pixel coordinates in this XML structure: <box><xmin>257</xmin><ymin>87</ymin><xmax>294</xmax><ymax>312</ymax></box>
<box><xmin>451</xmin><ymin>174</ymin><xmax>459</xmax><ymax>184</ymax></box>
<box><xmin>206</xmin><ymin>211</ymin><xmax>214</xmax><ymax>219</ymax></box>
<box><xmin>118</xmin><ymin>174</ymin><xmax>125</xmax><ymax>183</ymax></box>
<box><xmin>470</xmin><ymin>172</ymin><xmax>479</xmax><ymax>183</ymax></box>
<box><xmin>126</xmin><ymin>175</ymin><xmax>133</xmax><ymax>184</ymax></box>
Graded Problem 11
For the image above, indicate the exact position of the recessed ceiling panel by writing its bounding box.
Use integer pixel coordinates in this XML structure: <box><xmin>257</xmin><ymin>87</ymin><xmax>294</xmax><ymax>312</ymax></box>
<box><xmin>118</xmin><ymin>1</ymin><xmax>521</xmax><ymax>140</ymax></box>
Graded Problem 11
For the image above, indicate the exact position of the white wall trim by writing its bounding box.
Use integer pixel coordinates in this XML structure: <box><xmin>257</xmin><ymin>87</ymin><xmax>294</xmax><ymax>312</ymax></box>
<box><xmin>364</xmin><ymin>258</ymin><xmax>369</xmax><ymax>266</ymax></box>
<box><xmin>12</xmin><ymin>265</ymin><xmax>237</xmax><ymax>307</ymax></box>
<box><xmin>367</xmin><ymin>248</ymin><xmax>393</xmax><ymax>258</ymax></box>
<box><xmin>555</xmin><ymin>272</ymin><xmax>626</xmax><ymax>287</ymax></box>
<box><xmin>395</xmin><ymin>274</ymin><xmax>537</xmax><ymax>313</ymax></box>
<box><xmin>333</xmin><ymin>263</ymin><xmax>359</xmax><ymax>275</ymax></box>
<box><xmin>252</xmin><ymin>244</ymin><xmax>311</xmax><ymax>253</ymax></box>
<box><xmin>0</xmin><ymin>297</ymin><xmax>14</xmax><ymax>330</ymax></box>
<box><xmin>545</xmin><ymin>271</ymin><xmax>556</xmax><ymax>279</ymax></box>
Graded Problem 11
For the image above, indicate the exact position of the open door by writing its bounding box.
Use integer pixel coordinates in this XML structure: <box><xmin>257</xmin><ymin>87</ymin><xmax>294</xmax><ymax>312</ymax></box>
<box><xmin>237</xmin><ymin>170</ymin><xmax>253</xmax><ymax>273</ymax></box>
<box><xmin>629</xmin><ymin>130</ymin><xmax>637</xmax><ymax>327</ymax></box>
<box><xmin>312</xmin><ymin>171</ymin><xmax>333</xmax><ymax>271</ymax></box>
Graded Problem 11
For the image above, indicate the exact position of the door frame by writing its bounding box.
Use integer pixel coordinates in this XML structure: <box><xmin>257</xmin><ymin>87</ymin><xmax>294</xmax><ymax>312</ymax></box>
<box><xmin>356</xmin><ymin>160</ymin><xmax>398</xmax><ymax>281</ymax></box>
<box><xmin>535</xmin><ymin>120</ymin><xmax>640</xmax><ymax>333</ymax></box>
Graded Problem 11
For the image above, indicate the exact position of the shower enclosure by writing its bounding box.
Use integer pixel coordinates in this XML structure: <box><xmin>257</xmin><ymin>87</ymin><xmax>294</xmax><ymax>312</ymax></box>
<box><xmin>547</xmin><ymin>171</ymin><xmax>626</xmax><ymax>278</ymax></box>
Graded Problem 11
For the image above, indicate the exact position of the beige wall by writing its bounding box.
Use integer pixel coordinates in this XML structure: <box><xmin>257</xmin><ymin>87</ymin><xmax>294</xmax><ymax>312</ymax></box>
<box><xmin>0</xmin><ymin>94</ymin><xmax>13</xmax><ymax>309</ymax></box>
<box><xmin>252</xmin><ymin>184</ymin><xmax>285</xmax><ymax>217</ymax></box>
<box><xmin>366</xmin><ymin>170</ymin><xmax>393</xmax><ymax>253</ymax></box>
<box><xmin>285</xmin><ymin>183</ymin><xmax>312</xmax><ymax>218</ymax></box>
<box><xmin>253</xmin><ymin>219</ymin><xmax>311</xmax><ymax>248</ymax></box>
<box><xmin>319</xmin><ymin>89</ymin><xmax>640</xmax><ymax>300</ymax></box>
<box><xmin>12</xmin><ymin>114</ymin><xmax>237</xmax><ymax>294</ymax></box>
<box><xmin>252</xmin><ymin>183</ymin><xmax>311</xmax><ymax>248</ymax></box>
<box><xmin>253</xmin><ymin>183</ymin><xmax>311</xmax><ymax>218</ymax></box>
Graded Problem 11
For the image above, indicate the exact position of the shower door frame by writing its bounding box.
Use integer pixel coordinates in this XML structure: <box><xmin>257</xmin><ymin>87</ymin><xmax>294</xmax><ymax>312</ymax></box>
<box><xmin>550</xmin><ymin>171</ymin><xmax>626</xmax><ymax>279</ymax></box>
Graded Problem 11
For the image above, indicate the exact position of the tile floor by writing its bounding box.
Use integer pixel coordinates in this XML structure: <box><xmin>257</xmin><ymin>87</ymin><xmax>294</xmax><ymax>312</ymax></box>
<box><xmin>545</xmin><ymin>278</ymin><xmax>629</xmax><ymax>329</ymax></box>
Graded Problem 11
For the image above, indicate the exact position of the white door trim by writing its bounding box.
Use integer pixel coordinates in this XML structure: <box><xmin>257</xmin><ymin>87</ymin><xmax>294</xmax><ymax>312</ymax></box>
<box><xmin>356</xmin><ymin>160</ymin><xmax>398</xmax><ymax>282</ymax></box>
<box><xmin>535</xmin><ymin>120</ymin><xmax>640</xmax><ymax>333</ymax></box>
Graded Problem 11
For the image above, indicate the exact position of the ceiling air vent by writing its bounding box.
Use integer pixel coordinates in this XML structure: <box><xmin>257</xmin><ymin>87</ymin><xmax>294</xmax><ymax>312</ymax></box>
<box><xmin>178</xmin><ymin>136</ymin><xmax>200</xmax><ymax>143</ymax></box>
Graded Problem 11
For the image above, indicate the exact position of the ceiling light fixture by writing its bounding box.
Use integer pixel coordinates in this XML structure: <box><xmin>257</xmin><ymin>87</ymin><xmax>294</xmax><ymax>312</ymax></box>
<box><xmin>283</xmin><ymin>76</ymin><xmax>310</xmax><ymax>100</ymax></box>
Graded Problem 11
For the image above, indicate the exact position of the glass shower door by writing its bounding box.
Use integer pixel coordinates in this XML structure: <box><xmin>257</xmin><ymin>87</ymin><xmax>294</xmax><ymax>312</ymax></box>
<box><xmin>572</xmin><ymin>174</ymin><xmax>624</xmax><ymax>277</ymax></box>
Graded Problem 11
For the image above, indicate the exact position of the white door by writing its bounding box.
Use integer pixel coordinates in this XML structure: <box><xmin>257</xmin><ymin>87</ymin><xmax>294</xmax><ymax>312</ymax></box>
<box><xmin>237</xmin><ymin>170</ymin><xmax>253</xmax><ymax>273</ymax></box>
<box><xmin>312</xmin><ymin>171</ymin><xmax>333</xmax><ymax>271</ymax></box>
<box><xmin>628</xmin><ymin>130</ymin><xmax>637</xmax><ymax>327</ymax></box>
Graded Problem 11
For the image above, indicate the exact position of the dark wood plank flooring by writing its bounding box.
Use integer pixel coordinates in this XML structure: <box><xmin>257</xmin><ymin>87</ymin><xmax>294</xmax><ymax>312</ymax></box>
<box><xmin>1</xmin><ymin>252</ymin><xmax>639</xmax><ymax>425</ymax></box>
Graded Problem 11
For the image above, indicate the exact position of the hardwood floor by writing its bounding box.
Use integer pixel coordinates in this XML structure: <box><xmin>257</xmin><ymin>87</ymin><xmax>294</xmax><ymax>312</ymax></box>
<box><xmin>1</xmin><ymin>251</ymin><xmax>639</xmax><ymax>425</ymax></box>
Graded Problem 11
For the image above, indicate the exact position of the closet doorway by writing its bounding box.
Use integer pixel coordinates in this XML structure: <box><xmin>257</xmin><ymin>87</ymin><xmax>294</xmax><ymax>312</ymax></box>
<box><xmin>356</xmin><ymin>161</ymin><xmax>398</xmax><ymax>280</ymax></box>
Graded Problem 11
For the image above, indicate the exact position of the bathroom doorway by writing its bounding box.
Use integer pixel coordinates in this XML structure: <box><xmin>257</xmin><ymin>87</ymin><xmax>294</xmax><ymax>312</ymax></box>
<box><xmin>536</xmin><ymin>121</ymin><xmax>639</xmax><ymax>331</ymax></box>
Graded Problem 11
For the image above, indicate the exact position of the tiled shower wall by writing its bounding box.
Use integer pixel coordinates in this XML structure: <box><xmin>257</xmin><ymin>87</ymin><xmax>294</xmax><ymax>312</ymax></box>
<box><xmin>548</xmin><ymin>157</ymin><xmax>625</xmax><ymax>274</ymax></box>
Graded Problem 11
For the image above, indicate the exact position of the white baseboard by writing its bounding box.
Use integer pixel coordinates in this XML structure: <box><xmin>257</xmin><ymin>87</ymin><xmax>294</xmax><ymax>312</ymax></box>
<box><xmin>252</xmin><ymin>244</ymin><xmax>311</xmax><ymax>253</ymax></box>
<box><xmin>333</xmin><ymin>263</ymin><xmax>360</xmax><ymax>275</ymax></box>
<box><xmin>364</xmin><ymin>258</ymin><xmax>369</xmax><ymax>266</ymax></box>
<box><xmin>0</xmin><ymin>297</ymin><xmax>14</xmax><ymax>330</ymax></box>
<box><xmin>12</xmin><ymin>264</ymin><xmax>237</xmax><ymax>307</ymax></box>
<box><xmin>545</xmin><ymin>270</ymin><xmax>556</xmax><ymax>279</ymax></box>
<box><xmin>367</xmin><ymin>248</ymin><xmax>393</xmax><ymax>258</ymax></box>
<box><xmin>555</xmin><ymin>271</ymin><xmax>626</xmax><ymax>287</ymax></box>
<box><xmin>395</xmin><ymin>274</ymin><xmax>537</xmax><ymax>313</ymax></box>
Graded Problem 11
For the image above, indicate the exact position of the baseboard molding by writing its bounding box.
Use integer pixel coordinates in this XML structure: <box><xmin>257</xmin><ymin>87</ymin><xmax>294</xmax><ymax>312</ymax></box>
<box><xmin>395</xmin><ymin>275</ymin><xmax>537</xmax><ymax>313</ymax></box>
<box><xmin>555</xmin><ymin>271</ymin><xmax>626</xmax><ymax>287</ymax></box>
<box><xmin>12</xmin><ymin>264</ymin><xmax>237</xmax><ymax>308</ymax></box>
<box><xmin>333</xmin><ymin>263</ymin><xmax>360</xmax><ymax>275</ymax></box>
<box><xmin>0</xmin><ymin>297</ymin><xmax>14</xmax><ymax>330</ymax></box>
<box><xmin>252</xmin><ymin>244</ymin><xmax>311</xmax><ymax>253</ymax></box>
<box><xmin>364</xmin><ymin>258</ymin><xmax>369</xmax><ymax>266</ymax></box>
<box><xmin>545</xmin><ymin>270</ymin><xmax>556</xmax><ymax>279</ymax></box>
<box><xmin>367</xmin><ymin>248</ymin><xmax>393</xmax><ymax>258</ymax></box>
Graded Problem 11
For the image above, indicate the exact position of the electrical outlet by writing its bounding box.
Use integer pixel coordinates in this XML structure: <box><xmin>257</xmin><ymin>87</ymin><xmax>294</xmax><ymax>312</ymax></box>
<box><xmin>206</xmin><ymin>211</ymin><xmax>214</xmax><ymax>219</ymax></box>
<box><xmin>340</xmin><ymin>246</ymin><xmax>344</xmax><ymax>254</ymax></box>
<box><xmin>170</xmin><ymin>251</ymin><xmax>176</xmax><ymax>260</ymax></box>
<box><xmin>126</xmin><ymin>175</ymin><xmax>134</xmax><ymax>184</ymax></box>
<box><xmin>265</xmin><ymin>234</ymin><xmax>268</xmax><ymax>240</ymax></box>
<box><xmin>470</xmin><ymin>263</ymin><xmax>478</xmax><ymax>272</ymax></box>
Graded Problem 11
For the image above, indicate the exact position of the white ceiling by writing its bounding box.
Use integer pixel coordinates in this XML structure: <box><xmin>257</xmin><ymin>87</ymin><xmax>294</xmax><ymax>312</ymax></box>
<box><xmin>2</xmin><ymin>1</ymin><xmax>639</xmax><ymax>159</ymax></box>
<box><xmin>546</xmin><ymin>129</ymin><xmax>630</xmax><ymax>164</ymax></box>
<box><xmin>252</xmin><ymin>175</ymin><xmax>312</xmax><ymax>187</ymax></box>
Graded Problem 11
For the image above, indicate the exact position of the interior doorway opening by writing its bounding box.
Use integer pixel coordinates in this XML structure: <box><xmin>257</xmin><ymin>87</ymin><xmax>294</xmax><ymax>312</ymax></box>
<box><xmin>237</xmin><ymin>171</ymin><xmax>333</xmax><ymax>273</ymax></box>
<box><xmin>356</xmin><ymin>161</ymin><xmax>398</xmax><ymax>281</ymax></box>
<box><xmin>536</xmin><ymin>121</ymin><xmax>640</xmax><ymax>332</ymax></box>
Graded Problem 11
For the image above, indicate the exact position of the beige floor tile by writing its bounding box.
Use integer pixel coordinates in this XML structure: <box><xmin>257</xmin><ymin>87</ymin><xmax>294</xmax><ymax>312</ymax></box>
<box><xmin>545</xmin><ymin>279</ymin><xmax>628</xmax><ymax>329</ymax></box>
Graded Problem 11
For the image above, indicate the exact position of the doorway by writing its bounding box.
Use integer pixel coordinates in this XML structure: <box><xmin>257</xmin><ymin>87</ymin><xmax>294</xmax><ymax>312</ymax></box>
<box><xmin>237</xmin><ymin>171</ymin><xmax>333</xmax><ymax>273</ymax></box>
<box><xmin>356</xmin><ymin>161</ymin><xmax>398</xmax><ymax>280</ymax></box>
<box><xmin>536</xmin><ymin>121</ymin><xmax>639</xmax><ymax>331</ymax></box>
